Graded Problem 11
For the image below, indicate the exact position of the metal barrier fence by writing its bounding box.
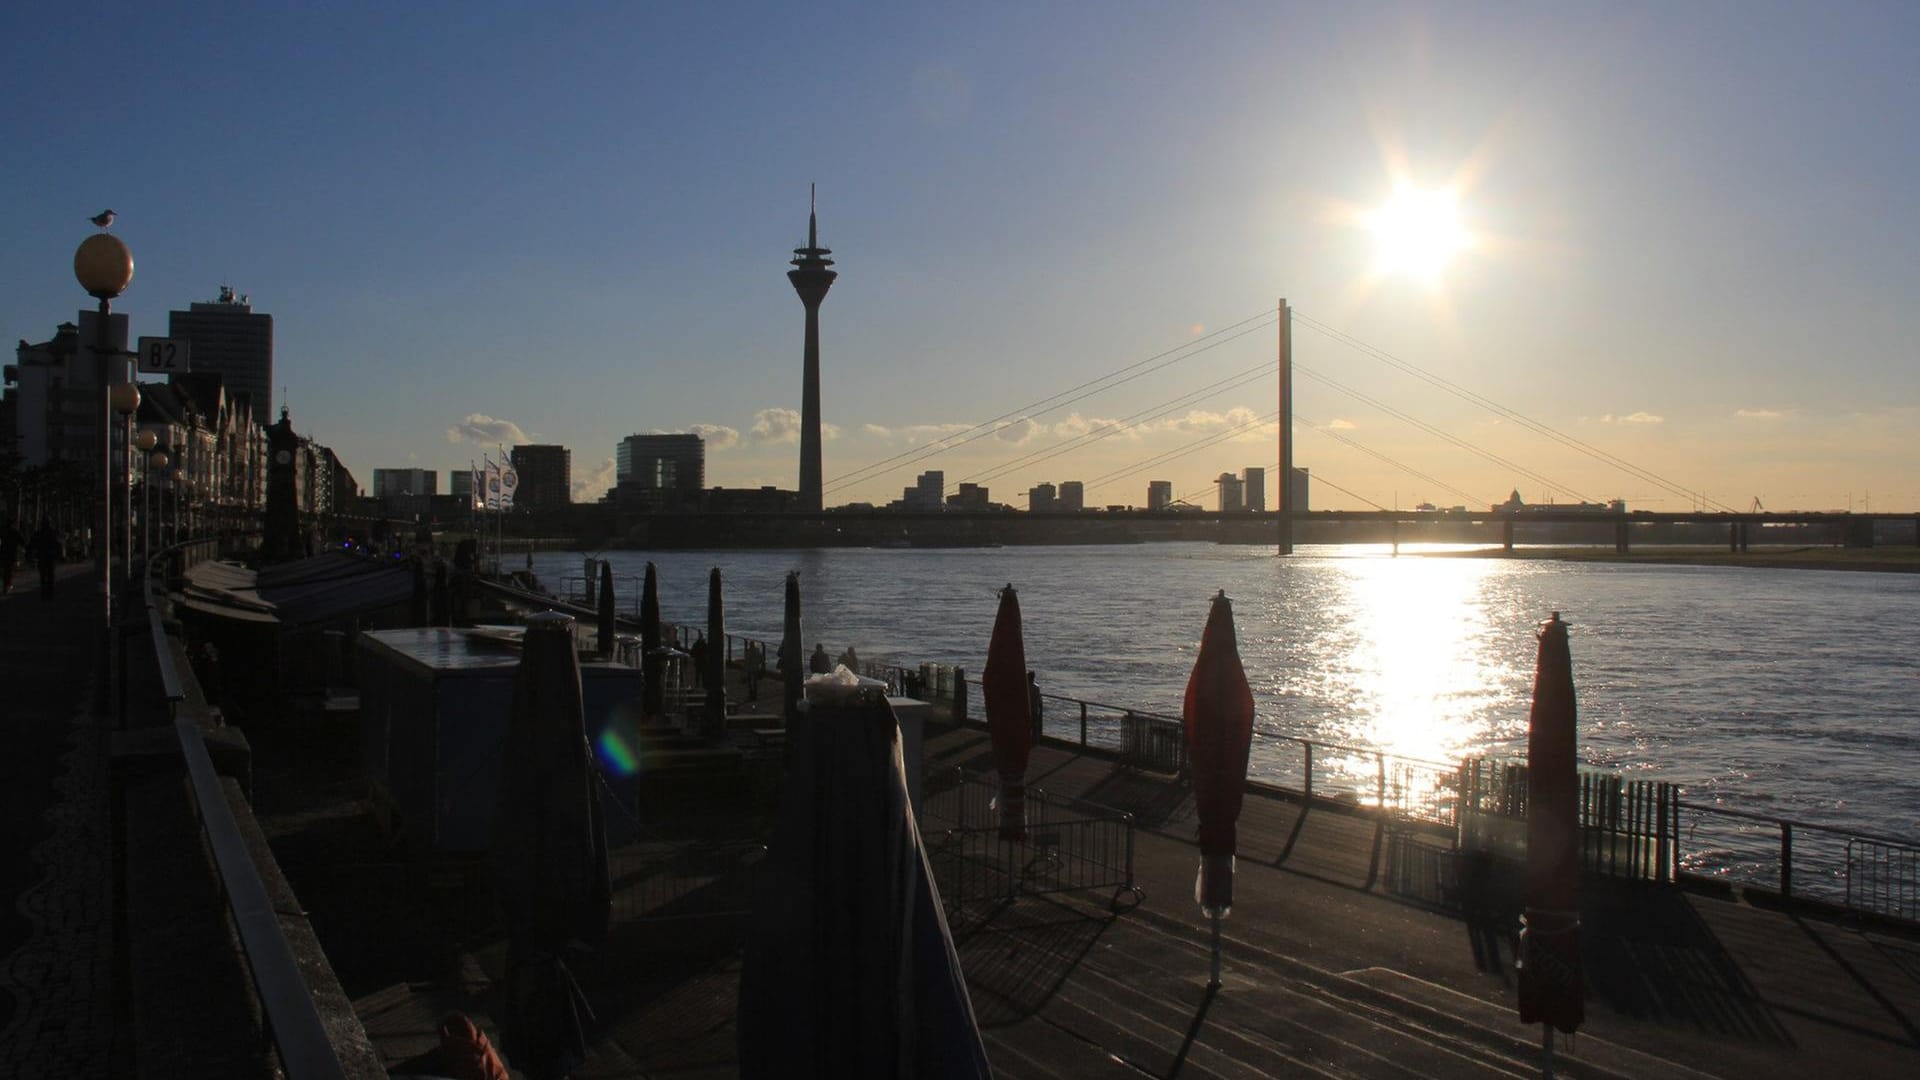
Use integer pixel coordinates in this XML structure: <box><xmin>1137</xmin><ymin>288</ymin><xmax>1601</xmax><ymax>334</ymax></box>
<box><xmin>920</xmin><ymin>769</ymin><xmax>1141</xmax><ymax>913</ymax></box>
<box><xmin>1846</xmin><ymin>838</ymin><xmax>1920</xmax><ymax>921</ymax></box>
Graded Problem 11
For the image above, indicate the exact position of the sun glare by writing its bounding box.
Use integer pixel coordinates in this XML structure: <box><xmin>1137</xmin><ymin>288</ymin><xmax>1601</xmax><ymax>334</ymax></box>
<box><xmin>1365</xmin><ymin>183</ymin><xmax>1472</xmax><ymax>282</ymax></box>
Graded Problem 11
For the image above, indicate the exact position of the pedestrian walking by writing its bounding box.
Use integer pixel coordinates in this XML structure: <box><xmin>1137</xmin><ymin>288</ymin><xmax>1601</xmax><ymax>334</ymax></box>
<box><xmin>27</xmin><ymin>518</ymin><xmax>60</xmax><ymax>600</ymax></box>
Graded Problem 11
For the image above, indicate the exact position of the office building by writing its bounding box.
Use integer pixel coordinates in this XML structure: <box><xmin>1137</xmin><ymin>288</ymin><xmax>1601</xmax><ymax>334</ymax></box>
<box><xmin>511</xmin><ymin>444</ymin><xmax>572</xmax><ymax>513</ymax></box>
<box><xmin>373</xmin><ymin>467</ymin><xmax>437</xmax><ymax>518</ymax></box>
<box><xmin>1287</xmin><ymin>466</ymin><xmax>1310</xmax><ymax>512</ymax></box>
<box><xmin>902</xmin><ymin>469</ymin><xmax>944</xmax><ymax>511</ymax></box>
<box><xmin>1147</xmin><ymin>480</ymin><xmax>1173</xmax><ymax>511</ymax></box>
<box><xmin>1242</xmin><ymin>467</ymin><xmax>1266</xmax><ymax>512</ymax></box>
<box><xmin>1057</xmin><ymin>480</ymin><xmax>1085</xmax><ymax>512</ymax></box>
<box><xmin>1028</xmin><ymin>482</ymin><xmax>1056</xmax><ymax>513</ymax></box>
<box><xmin>615</xmin><ymin>433</ymin><xmax>705</xmax><ymax>511</ymax></box>
<box><xmin>168</xmin><ymin>286</ymin><xmax>273</xmax><ymax>426</ymax></box>
<box><xmin>1217</xmin><ymin>472</ymin><xmax>1244</xmax><ymax>512</ymax></box>
<box><xmin>947</xmin><ymin>482</ymin><xmax>990</xmax><ymax>511</ymax></box>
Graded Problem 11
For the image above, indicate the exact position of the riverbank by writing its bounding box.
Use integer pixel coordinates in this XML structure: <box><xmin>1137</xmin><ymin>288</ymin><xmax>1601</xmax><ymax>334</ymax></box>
<box><xmin>1421</xmin><ymin>544</ymin><xmax>1920</xmax><ymax>573</ymax></box>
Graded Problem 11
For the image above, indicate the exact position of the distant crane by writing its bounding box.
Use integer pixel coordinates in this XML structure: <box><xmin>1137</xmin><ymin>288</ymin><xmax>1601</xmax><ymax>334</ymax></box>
<box><xmin>1750</xmin><ymin>496</ymin><xmax>1765</xmax><ymax>513</ymax></box>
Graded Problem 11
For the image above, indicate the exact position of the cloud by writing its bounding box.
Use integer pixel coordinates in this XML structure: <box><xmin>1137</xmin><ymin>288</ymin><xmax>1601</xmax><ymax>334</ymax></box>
<box><xmin>1051</xmin><ymin>413</ymin><xmax>1132</xmax><ymax>440</ymax></box>
<box><xmin>1735</xmin><ymin>408</ymin><xmax>1782</xmax><ymax>420</ymax></box>
<box><xmin>824</xmin><ymin>422</ymin><xmax>841</xmax><ymax>441</ymax></box>
<box><xmin>1328</xmin><ymin>418</ymin><xmax>1357</xmax><ymax>430</ymax></box>
<box><xmin>749</xmin><ymin>408</ymin><xmax>801</xmax><ymax>444</ymax></box>
<box><xmin>690</xmin><ymin>423</ymin><xmax>740</xmax><ymax>450</ymax></box>
<box><xmin>572</xmin><ymin>457</ymin><xmax>616</xmax><ymax>501</ymax></box>
<box><xmin>1600</xmin><ymin>411</ymin><xmax>1664</xmax><ymax>425</ymax></box>
<box><xmin>994</xmin><ymin>417</ymin><xmax>1041</xmax><ymax>444</ymax></box>
<box><xmin>862</xmin><ymin>421</ymin><xmax>974</xmax><ymax>443</ymax></box>
<box><xmin>446</xmin><ymin>413</ymin><xmax>531</xmax><ymax>445</ymax></box>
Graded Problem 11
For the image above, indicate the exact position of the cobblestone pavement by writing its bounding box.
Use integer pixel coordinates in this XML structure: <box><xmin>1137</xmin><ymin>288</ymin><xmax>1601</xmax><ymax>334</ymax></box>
<box><xmin>0</xmin><ymin>563</ymin><xmax>114</xmax><ymax>1078</ymax></box>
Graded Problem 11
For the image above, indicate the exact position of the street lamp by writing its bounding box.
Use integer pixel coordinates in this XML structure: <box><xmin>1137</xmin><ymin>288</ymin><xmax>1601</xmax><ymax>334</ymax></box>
<box><xmin>74</xmin><ymin>230</ymin><xmax>133</xmax><ymax>683</ymax></box>
<box><xmin>111</xmin><ymin>381</ymin><xmax>140</xmax><ymax>591</ymax></box>
<box><xmin>170</xmin><ymin>465</ymin><xmax>185</xmax><ymax>548</ymax></box>
<box><xmin>136</xmin><ymin>429</ymin><xmax>162</xmax><ymax>562</ymax></box>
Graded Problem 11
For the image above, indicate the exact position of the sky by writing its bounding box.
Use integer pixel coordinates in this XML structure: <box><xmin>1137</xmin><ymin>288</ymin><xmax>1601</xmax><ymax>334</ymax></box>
<box><xmin>5</xmin><ymin>2</ymin><xmax>1915</xmax><ymax>512</ymax></box>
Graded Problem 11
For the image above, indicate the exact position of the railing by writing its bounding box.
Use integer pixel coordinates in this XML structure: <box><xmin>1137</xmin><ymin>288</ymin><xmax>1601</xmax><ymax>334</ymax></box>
<box><xmin>921</xmin><ymin>769</ymin><xmax>1141</xmax><ymax>912</ymax></box>
<box><xmin>141</xmin><ymin>537</ymin><xmax>349</xmax><ymax>1079</ymax></box>
<box><xmin>1676</xmin><ymin>801</ymin><xmax>1920</xmax><ymax>918</ymax></box>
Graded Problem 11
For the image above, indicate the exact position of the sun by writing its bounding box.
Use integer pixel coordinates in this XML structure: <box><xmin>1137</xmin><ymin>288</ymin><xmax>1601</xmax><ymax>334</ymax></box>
<box><xmin>1365</xmin><ymin>183</ymin><xmax>1472</xmax><ymax>283</ymax></box>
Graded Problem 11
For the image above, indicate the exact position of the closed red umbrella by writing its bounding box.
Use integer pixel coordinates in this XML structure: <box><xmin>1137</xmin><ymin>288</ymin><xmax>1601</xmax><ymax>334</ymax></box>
<box><xmin>1518</xmin><ymin>612</ymin><xmax>1584</xmax><ymax>1071</ymax></box>
<box><xmin>1182</xmin><ymin>590</ymin><xmax>1254</xmax><ymax>988</ymax></box>
<box><xmin>982</xmin><ymin>584</ymin><xmax>1031</xmax><ymax>841</ymax></box>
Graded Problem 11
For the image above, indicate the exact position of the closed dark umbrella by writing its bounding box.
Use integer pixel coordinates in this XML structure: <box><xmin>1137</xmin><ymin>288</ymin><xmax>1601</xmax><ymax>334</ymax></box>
<box><xmin>738</xmin><ymin>690</ymin><xmax>991</xmax><ymax>1079</ymax></box>
<box><xmin>705</xmin><ymin>567</ymin><xmax>727</xmax><ymax>738</ymax></box>
<box><xmin>1182</xmin><ymin>590</ymin><xmax>1255</xmax><ymax>988</ymax></box>
<box><xmin>596</xmin><ymin>560</ymin><xmax>616</xmax><ymax>659</ymax></box>
<box><xmin>492</xmin><ymin>612</ymin><xmax>612</xmax><ymax>1079</ymax></box>
<box><xmin>640</xmin><ymin>561</ymin><xmax>662</xmax><ymax>718</ymax></box>
<box><xmin>1518</xmin><ymin>612</ymin><xmax>1584</xmax><ymax>1072</ymax></box>
<box><xmin>779</xmin><ymin>571</ymin><xmax>803</xmax><ymax>727</ymax></box>
<box><xmin>982</xmin><ymin>584</ymin><xmax>1031</xmax><ymax>841</ymax></box>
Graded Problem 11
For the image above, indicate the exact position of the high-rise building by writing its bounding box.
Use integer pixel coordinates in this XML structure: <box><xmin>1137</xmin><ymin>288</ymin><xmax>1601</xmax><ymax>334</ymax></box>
<box><xmin>903</xmin><ymin>469</ymin><xmax>944</xmax><ymax>511</ymax></box>
<box><xmin>615</xmin><ymin>433</ymin><xmax>705</xmax><ymax>510</ymax></box>
<box><xmin>511</xmin><ymin>444</ymin><xmax>572</xmax><ymax>513</ymax></box>
<box><xmin>451</xmin><ymin>470</ymin><xmax>473</xmax><ymax>500</ymax></box>
<box><xmin>948</xmin><ymin>482</ymin><xmax>989</xmax><ymax>511</ymax></box>
<box><xmin>168</xmin><ymin>286</ymin><xmax>273</xmax><ymax>426</ymax></box>
<box><xmin>1217</xmin><ymin>472</ymin><xmax>1244</xmax><ymax>512</ymax></box>
<box><xmin>1028</xmin><ymin>482</ymin><xmax>1057</xmax><ymax>512</ymax></box>
<box><xmin>1242</xmin><ymin>467</ymin><xmax>1266</xmax><ymax>512</ymax></box>
<box><xmin>1057</xmin><ymin>481</ymin><xmax>1085</xmax><ymax>512</ymax></box>
<box><xmin>787</xmin><ymin>188</ymin><xmax>837</xmax><ymax>512</ymax></box>
<box><xmin>1147</xmin><ymin>480</ymin><xmax>1173</xmax><ymax>511</ymax></box>
<box><xmin>372</xmin><ymin>468</ymin><xmax>437</xmax><ymax>498</ymax></box>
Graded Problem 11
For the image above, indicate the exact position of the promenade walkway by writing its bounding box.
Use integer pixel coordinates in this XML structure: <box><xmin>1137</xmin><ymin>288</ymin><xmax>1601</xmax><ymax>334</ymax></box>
<box><xmin>0</xmin><ymin>562</ymin><xmax>114</xmax><ymax>1078</ymax></box>
<box><xmin>921</xmin><ymin>724</ymin><xmax>1920</xmax><ymax>1079</ymax></box>
<box><xmin>352</xmin><ymin>697</ymin><xmax>1920</xmax><ymax>1077</ymax></box>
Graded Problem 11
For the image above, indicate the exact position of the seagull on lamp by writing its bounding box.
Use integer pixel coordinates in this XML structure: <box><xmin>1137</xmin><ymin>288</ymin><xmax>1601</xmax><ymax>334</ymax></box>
<box><xmin>89</xmin><ymin>209</ymin><xmax>116</xmax><ymax>229</ymax></box>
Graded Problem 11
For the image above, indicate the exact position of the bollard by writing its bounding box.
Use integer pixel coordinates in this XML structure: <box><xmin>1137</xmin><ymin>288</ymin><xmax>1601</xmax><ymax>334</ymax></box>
<box><xmin>1303</xmin><ymin>741</ymin><xmax>1314</xmax><ymax>803</ymax></box>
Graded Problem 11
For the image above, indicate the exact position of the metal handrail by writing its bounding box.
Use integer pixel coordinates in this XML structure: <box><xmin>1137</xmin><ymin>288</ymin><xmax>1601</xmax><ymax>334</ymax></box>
<box><xmin>175</xmin><ymin>717</ymin><xmax>346</xmax><ymax>1080</ymax></box>
<box><xmin>142</xmin><ymin>533</ymin><xmax>346</xmax><ymax>1078</ymax></box>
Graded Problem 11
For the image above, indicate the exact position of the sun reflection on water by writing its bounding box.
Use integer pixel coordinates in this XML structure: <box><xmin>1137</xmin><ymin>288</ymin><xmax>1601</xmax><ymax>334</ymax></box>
<box><xmin>1287</xmin><ymin>553</ymin><xmax>1522</xmax><ymax>768</ymax></box>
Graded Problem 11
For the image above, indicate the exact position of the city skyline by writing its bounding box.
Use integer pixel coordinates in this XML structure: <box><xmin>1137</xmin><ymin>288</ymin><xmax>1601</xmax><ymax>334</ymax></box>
<box><xmin>4</xmin><ymin>4</ymin><xmax>1916</xmax><ymax>511</ymax></box>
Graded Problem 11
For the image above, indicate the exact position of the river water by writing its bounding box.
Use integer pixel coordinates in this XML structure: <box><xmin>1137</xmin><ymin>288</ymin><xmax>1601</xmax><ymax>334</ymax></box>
<box><xmin>531</xmin><ymin>543</ymin><xmax>1920</xmax><ymax>844</ymax></box>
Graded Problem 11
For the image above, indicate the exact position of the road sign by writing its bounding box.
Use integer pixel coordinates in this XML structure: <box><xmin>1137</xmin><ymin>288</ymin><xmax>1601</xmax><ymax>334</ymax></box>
<box><xmin>135</xmin><ymin>336</ymin><xmax>191</xmax><ymax>374</ymax></box>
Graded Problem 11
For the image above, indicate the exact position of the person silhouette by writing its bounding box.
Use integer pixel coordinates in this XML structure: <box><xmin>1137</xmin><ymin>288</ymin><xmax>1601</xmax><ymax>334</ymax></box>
<box><xmin>809</xmin><ymin>642</ymin><xmax>832</xmax><ymax>675</ymax></box>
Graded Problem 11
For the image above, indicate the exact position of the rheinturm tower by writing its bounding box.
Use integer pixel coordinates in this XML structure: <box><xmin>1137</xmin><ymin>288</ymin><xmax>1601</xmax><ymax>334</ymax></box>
<box><xmin>787</xmin><ymin>186</ymin><xmax>836</xmax><ymax>512</ymax></box>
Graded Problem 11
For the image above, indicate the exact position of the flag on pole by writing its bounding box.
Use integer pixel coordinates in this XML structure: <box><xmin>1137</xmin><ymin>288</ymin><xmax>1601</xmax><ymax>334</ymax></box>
<box><xmin>470</xmin><ymin>461</ymin><xmax>484</xmax><ymax>511</ymax></box>
<box><xmin>484</xmin><ymin>458</ymin><xmax>502</xmax><ymax>511</ymax></box>
<box><xmin>500</xmin><ymin>460</ymin><xmax>519</xmax><ymax>511</ymax></box>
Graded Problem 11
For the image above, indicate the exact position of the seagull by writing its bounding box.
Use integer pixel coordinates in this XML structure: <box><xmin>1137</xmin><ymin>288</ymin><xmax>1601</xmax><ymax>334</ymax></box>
<box><xmin>89</xmin><ymin>209</ymin><xmax>116</xmax><ymax>229</ymax></box>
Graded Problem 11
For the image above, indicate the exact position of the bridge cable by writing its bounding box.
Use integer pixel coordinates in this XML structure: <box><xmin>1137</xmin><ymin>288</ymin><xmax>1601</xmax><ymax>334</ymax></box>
<box><xmin>1293</xmin><ymin>312</ymin><xmax>1733</xmax><ymax>511</ymax></box>
<box><xmin>1292</xmin><ymin>362</ymin><xmax>1596</xmax><ymax>504</ymax></box>
<box><xmin>824</xmin><ymin>308</ymin><xmax>1277</xmax><ymax>495</ymax></box>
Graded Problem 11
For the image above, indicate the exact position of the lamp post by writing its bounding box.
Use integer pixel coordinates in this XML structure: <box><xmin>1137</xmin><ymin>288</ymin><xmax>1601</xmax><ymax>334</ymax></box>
<box><xmin>170</xmin><ymin>465</ymin><xmax>185</xmax><ymax>548</ymax></box>
<box><xmin>137</xmin><ymin>432</ymin><xmax>163</xmax><ymax>563</ymax></box>
<box><xmin>75</xmin><ymin>231</ymin><xmax>133</xmax><ymax>693</ymax></box>
<box><xmin>111</xmin><ymin>382</ymin><xmax>140</xmax><ymax>591</ymax></box>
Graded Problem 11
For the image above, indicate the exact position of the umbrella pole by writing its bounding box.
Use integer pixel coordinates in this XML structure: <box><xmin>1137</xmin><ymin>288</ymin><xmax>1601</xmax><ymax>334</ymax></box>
<box><xmin>1208</xmin><ymin>913</ymin><xmax>1222</xmax><ymax>989</ymax></box>
<box><xmin>1541</xmin><ymin>1024</ymin><xmax>1554</xmax><ymax>1079</ymax></box>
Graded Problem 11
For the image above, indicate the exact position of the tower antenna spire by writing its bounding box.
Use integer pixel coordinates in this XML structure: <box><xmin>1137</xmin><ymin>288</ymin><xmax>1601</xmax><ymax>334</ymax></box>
<box><xmin>809</xmin><ymin>182</ymin><xmax>818</xmax><ymax>249</ymax></box>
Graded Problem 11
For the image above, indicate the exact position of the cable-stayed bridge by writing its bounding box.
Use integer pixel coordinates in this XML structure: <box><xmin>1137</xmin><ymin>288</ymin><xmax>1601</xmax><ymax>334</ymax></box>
<box><xmin>802</xmin><ymin>300</ymin><xmax>1915</xmax><ymax>552</ymax></box>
